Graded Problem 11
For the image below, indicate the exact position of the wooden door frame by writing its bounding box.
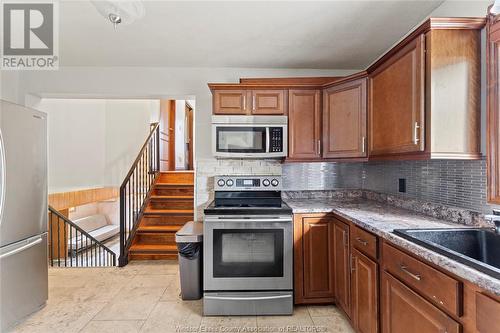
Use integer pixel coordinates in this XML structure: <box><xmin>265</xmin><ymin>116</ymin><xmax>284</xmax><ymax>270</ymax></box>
<box><xmin>185</xmin><ymin>102</ymin><xmax>194</xmax><ymax>170</ymax></box>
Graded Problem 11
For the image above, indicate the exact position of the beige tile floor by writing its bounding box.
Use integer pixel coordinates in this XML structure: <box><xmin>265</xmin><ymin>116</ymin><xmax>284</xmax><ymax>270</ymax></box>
<box><xmin>11</xmin><ymin>261</ymin><xmax>354</xmax><ymax>333</ymax></box>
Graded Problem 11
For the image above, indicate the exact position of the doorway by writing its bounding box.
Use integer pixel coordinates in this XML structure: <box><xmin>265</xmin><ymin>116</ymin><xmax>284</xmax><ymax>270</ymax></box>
<box><xmin>159</xmin><ymin>99</ymin><xmax>195</xmax><ymax>171</ymax></box>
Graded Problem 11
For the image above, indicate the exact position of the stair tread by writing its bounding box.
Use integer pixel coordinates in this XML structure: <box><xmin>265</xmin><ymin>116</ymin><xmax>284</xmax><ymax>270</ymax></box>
<box><xmin>144</xmin><ymin>208</ymin><xmax>194</xmax><ymax>214</ymax></box>
<box><xmin>155</xmin><ymin>182</ymin><xmax>193</xmax><ymax>186</ymax></box>
<box><xmin>137</xmin><ymin>225</ymin><xmax>182</xmax><ymax>232</ymax></box>
<box><xmin>129</xmin><ymin>244</ymin><xmax>177</xmax><ymax>252</ymax></box>
<box><xmin>150</xmin><ymin>195</ymin><xmax>194</xmax><ymax>200</ymax></box>
<box><xmin>160</xmin><ymin>171</ymin><xmax>194</xmax><ymax>174</ymax></box>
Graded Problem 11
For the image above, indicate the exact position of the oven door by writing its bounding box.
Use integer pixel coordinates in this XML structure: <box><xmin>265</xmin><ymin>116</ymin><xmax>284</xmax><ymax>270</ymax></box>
<box><xmin>203</xmin><ymin>215</ymin><xmax>293</xmax><ymax>291</ymax></box>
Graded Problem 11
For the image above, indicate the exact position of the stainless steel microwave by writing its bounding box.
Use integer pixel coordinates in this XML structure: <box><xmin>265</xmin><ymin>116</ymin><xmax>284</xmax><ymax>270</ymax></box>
<box><xmin>212</xmin><ymin>115</ymin><xmax>288</xmax><ymax>158</ymax></box>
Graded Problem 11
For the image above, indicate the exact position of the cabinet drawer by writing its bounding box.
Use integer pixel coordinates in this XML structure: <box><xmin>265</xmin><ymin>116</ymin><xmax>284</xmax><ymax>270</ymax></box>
<box><xmin>382</xmin><ymin>243</ymin><xmax>462</xmax><ymax>317</ymax></box>
<box><xmin>351</xmin><ymin>225</ymin><xmax>378</xmax><ymax>259</ymax></box>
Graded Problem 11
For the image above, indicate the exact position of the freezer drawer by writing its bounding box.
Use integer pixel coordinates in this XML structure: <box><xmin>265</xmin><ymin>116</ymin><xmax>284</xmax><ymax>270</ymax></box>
<box><xmin>0</xmin><ymin>233</ymin><xmax>48</xmax><ymax>331</ymax></box>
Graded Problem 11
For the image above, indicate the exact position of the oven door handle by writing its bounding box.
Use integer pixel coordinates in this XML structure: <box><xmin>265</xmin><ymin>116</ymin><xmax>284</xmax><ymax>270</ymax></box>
<box><xmin>204</xmin><ymin>217</ymin><xmax>292</xmax><ymax>223</ymax></box>
<box><xmin>204</xmin><ymin>294</ymin><xmax>292</xmax><ymax>301</ymax></box>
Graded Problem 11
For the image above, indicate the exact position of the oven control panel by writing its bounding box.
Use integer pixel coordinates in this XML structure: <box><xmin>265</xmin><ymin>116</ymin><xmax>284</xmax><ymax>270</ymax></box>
<box><xmin>215</xmin><ymin>175</ymin><xmax>282</xmax><ymax>191</ymax></box>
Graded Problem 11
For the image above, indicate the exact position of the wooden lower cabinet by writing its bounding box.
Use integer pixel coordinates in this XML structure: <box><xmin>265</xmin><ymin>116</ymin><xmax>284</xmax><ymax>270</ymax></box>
<box><xmin>351</xmin><ymin>248</ymin><xmax>378</xmax><ymax>333</ymax></box>
<box><xmin>333</xmin><ymin>219</ymin><xmax>351</xmax><ymax>317</ymax></box>
<box><xmin>294</xmin><ymin>214</ymin><xmax>335</xmax><ymax>303</ymax></box>
<box><xmin>381</xmin><ymin>271</ymin><xmax>461</xmax><ymax>333</ymax></box>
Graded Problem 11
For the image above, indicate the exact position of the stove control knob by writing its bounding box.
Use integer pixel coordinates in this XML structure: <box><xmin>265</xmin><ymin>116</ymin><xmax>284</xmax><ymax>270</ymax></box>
<box><xmin>226</xmin><ymin>179</ymin><xmax>234</xmax><ymax>187</ymax></box>
<box><xmin>217</xmin><ymin>179</ymin><xmax>225</xmax><ymax>187</ymax></box>
<box><xmin>271</xmin><ymin>179</ymin><xmax>279</xmax><ymax>187</ymax></box>
<box><xmin>262</xmin><ymin>179</ymin><xmax>270</xmax><ymax>187</ymax></box>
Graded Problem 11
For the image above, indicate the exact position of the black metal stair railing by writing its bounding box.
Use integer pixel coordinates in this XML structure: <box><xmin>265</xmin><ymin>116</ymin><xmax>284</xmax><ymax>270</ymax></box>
<box><xmin>118</xmin><ymin>122</ymin><xmax>160</xmax><ymax>267</ymax></box>
<box><xmin>48</xmin><ymin>206</ymin><xmax>116</xmax><ymax>267</ymax></box>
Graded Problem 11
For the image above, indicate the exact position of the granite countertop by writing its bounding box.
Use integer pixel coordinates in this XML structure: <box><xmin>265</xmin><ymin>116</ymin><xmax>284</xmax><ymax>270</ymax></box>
<box><xmin>284</xmin><ymin>197</ymin><xmax>500</xmax><ymax>296</ymax></box>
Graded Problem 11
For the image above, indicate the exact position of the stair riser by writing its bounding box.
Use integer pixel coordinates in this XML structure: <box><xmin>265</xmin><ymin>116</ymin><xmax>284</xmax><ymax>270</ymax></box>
<box><xmin>129</xmin><ymin>253</ymin><xmax>178</xmax><ymax>260</ymax></box>
<box><xmin>158</xmin><ymin>173</ymin><xmax>194</xmax><ymax>184</ymax></box>
<box><xmin>141</xmin><ymin>215</ymin><xmax>193</xmax><ymax>226</ymax></box>
<box><xmin>153</xmin><ymin>188</ymin><xmax>194</xmax><ymax>196</ymax></box>
<box><xmin>148</xmin><ymin>200</ymin><xmax>194</xmax><ymax>210</ymax></box>
<box><xmin>135</xmin><ymin>233</ymin><xmax>176</xmax><ymax>244</ymax></box>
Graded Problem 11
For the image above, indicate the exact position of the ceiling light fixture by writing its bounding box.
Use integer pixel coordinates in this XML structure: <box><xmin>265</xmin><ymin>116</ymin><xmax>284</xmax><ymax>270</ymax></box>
<box><xmin>91</xmin><ymin>0</ymin><xmax>145</xmax><ymax>29</ymax></box>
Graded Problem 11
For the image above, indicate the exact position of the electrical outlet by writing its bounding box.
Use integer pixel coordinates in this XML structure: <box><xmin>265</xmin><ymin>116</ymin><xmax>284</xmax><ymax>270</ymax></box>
<box><xmin>398</xmin><ymin>178</ymin><xmax>406</xmax><ymax>193</ymax></box>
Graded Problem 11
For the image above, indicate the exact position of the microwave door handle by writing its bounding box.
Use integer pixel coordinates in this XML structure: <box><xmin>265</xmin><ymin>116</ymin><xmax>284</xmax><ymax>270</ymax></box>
<box><xmin>265</xmin><ymin>127</ymin><xmax>270</xmax><ymax>153</ymax></box>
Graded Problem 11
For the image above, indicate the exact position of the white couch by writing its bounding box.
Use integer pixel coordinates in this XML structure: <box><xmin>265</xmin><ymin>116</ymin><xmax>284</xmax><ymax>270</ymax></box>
<box><xmin>68</xmin><ymin>214</ymin><xmax>119</xmax><ymax>249</ymax></box>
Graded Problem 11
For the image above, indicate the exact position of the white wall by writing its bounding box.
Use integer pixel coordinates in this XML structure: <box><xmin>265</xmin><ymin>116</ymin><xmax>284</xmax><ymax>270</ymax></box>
<box><xmin>36</xmin><ymin>98</ymin><xmax>159</xmax><ymax>193</ymax></box>
<box><xmin>38</xmin><ymin>99</ymin><xmax>107</xmax><ymax>193</ymax></box>
<box><xmin>430</xmin><ymin>0</ymin><xmax>491</xmax><ymax>17</ymax></box>
<box><xmin>104</xmin><ymin>99</ymin><xmax>159</xmax><ymax>185</ymax></box>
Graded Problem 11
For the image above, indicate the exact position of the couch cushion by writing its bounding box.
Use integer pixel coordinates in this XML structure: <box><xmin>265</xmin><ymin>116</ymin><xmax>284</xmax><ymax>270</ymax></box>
<box><xmin>73</xmin><ymin>214</ymin><xmax>108</xmax><ymax>232</ymax></box>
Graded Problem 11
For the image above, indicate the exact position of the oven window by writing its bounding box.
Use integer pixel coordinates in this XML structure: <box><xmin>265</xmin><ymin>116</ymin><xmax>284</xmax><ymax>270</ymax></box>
<box><xmin>216</xmin><ymin>127</ymin><xmax>266</xmax><ymax>153</ymax></box>
<box><xmin>213</xmin><ymin>229</ymin><xmax>283</xmax><ymax>277</ymax></box>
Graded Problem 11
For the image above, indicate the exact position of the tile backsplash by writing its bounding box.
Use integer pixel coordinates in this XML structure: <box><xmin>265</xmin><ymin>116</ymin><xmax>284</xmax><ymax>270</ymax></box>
<box><xmin>283</xmin><ymin>159</ymin><xmax>495</xmax><ymax>214</ymax></box>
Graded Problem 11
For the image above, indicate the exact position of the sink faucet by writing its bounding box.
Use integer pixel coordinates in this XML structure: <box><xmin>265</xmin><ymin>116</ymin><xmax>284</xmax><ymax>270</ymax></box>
<box><xmin>484</xmin><ymin>214</ymin><xmax>500</xmax><ymax>234</ymax></box>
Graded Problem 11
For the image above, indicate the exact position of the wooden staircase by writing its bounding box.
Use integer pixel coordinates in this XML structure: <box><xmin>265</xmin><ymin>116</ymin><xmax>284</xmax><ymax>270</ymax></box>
<box><xmin>129</xmin><ymin>171</ymin><xmax>194</xmax><ymax>260</ymax></box>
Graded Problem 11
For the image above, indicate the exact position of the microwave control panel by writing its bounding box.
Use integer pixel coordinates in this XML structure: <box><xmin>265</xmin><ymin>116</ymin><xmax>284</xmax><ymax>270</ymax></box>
<box><xmin>269</xmin><ymin>127</ymin><xmax>283</xmax><ymax>153</ymax></box>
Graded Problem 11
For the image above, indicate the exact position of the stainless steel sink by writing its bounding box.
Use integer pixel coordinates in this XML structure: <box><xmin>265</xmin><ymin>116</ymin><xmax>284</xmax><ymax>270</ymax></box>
<box><xmin>393</xmin><ymin>228</ymin><xmax>500</xmax><ymax>279</ymax></box>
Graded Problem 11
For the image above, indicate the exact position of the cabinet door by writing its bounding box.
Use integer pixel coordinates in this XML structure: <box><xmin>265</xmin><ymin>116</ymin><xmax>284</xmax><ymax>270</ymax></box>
<box><xmin>381</xmin><ymin>272</ymin><xmax>460</xmax><ymax>333</ymax></box>
<box><xmin>351</xmin><ymin>248</ymin><xmax>378</xmax><ymax>333</ymax></box>
<box><xmin>476</xmin><ymin>292</ymin><xmax>500</xmax><ymax>333</ymax></box>
<box><xmin>333</xmin><ymin>220</ymin><xmax>351</xmax><ymax>317</ymax></box>
<box><xmin>288</xmin><ymin>89</ymin><xmax>321</xmax><ymax>159</ymax></box>
<box><xmin>301</xmin><ymin>216</ymin><xmax>335</xmax><ymax>300</ymax></box>
<box><xmin>369</xmin><ymin>35</ymin><xmax>425</xmax><ymax>156</ymax></box>
<box><xmin>488</xmin><ymin>16</ymin><xmax>500</xmax><ymax>203</ymax></box>
<box><xmin>251</xmin><ymin>90</ymin><xmax>286</xmax><ymax>115</ymax></box>
<box><xmin>213</xmin><ymin>90</ymin><xmax>249</xmax><ymax>114</ymax></box>
<box><xmin>323</xmin><ymin>78</ymin><xmax>367</xmax><ymax>158</ymax></box>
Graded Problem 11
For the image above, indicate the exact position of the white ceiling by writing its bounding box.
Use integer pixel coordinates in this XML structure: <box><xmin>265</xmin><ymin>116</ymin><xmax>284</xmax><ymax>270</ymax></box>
<box><xmin>59</xmin><ymin>0</ymin><xmax>445</xmax><ymax>69</ymax></box>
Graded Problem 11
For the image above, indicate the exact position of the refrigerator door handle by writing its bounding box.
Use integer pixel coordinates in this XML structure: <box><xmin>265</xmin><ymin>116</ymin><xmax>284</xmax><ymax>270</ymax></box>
<box><xmin>0</xmin><ymin>128</ymin><xmax>5</xmax><ymax>227</ymax></box>
<box><xmin>0</xmin><ymin>236</ymin><xmax>43</xmax><ymax>259</ymax></box>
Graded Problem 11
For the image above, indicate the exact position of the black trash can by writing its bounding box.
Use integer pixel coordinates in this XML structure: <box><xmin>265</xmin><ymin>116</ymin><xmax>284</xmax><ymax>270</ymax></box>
<box><xmin>175</xmin><ymin>221</ymin><xmax>203</xmax><ymax>300</ymax></box>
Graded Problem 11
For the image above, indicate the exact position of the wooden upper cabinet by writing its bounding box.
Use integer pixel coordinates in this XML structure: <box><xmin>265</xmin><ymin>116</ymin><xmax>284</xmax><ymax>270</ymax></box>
<box><xmin>288</xmin><ymin>89</ymin><xmax>322</xmax><ymax>159</ymax></box>
<box><xmin>488</xmin><ymin>15</ymin><xmax>500</xmax><ymax>203</ymax></box>
<box><xmin>333</xmin><ymin>219</ymin><xmax>351</xmax><ymax>318</ymax></box>
<box><xmin>381</xmin><ymin>272</ymin><xmax>460</xmax><ymax>333</ymax></box>
<box><xmin>351</xmin><ymin>248</ymin><xmax>378</xmax><ymax>333</ymax></box>
<box><xmin>293</xmin><ymin>214</ymin><xmax>335</xmax><ymax>304</ymax></box>
<box><xmin>323</xmin><ymin>77</ymin><xmax>367</xmax><ymax>158</ymax></box>
<box><xmin>369</xmin><ymin>35</ymin><xmax>425</xmax><ymax>156</ymax></box>
<box><xmin>251</xmin><ymin>90</ymin><xmax>286</xmax><ymax>115</ymax></box>
<box><xmin>212</xmin><ymin>90</ymin><xmax>249</xmax><ymax>115</ymax></box>
<box><xmin>369</xmin><ymin>19</ymin><xmax>483</xmax><ymax>160</ymax></box>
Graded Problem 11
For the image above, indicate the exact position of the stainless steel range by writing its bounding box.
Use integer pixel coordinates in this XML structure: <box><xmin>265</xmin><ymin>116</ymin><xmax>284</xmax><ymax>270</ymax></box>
<box><xmin>203</xmin><ymin>175</ymin><xmax>293</xmax><ymax>315</ymax></box>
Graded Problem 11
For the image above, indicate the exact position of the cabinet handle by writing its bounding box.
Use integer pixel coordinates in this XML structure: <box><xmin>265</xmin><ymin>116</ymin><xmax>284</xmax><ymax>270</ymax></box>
<box><xmin>361</xmin><ymin>137</ymin><xmax>366</xmax><ymax>153</ymax></box>
<box><xmin>252</xmin><ymin>95</ymin><xmax>256</xmax><ymax>111</ymax></box>
<box><xmin>356</xmin><ymin>237</ymin><xmax>368</xmax><ymax>246</ymax></box>
<box><xmin>400</xmin><ymin>264</ymin><xmax>421</xmax><ymax>281</ymax></box>
<box><xmin>351</xmin><ymin>255</ymin><xmax>356</xmax><ymax>272</ymax></box>
<box><xmin>243</xmin><ymin>95</ymin><xmax>246</xmax><ymax>111</ymax></box>
<box><xmin>432</xmin><ymin>295</ymin><xmax>445</xmax><ymax>306</ymax></box>
<box><xmin>317</xmin><ymin>140</ymin><xmax>321</xmax><ymax>156</ymax></box>
<box><xmin>414</xmin><ymin>122</ymin><xmax>420</xmax><ymax>145</ymax></box>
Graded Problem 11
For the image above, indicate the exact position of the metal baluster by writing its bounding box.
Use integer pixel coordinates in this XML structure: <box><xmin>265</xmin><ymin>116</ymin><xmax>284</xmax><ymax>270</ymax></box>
<box><xmin>80</xmin><ymin>232</ymin><xmax>83</xmax><ymax>267</ymax></box>
<box><xmin>86</xmin><ymin>235</ymin><xmax>88</xmax><ymax>266</ymax></box>
<box><xmin>75</xmin><ymin>230</ymin><xmax>79</xmax><ymax>267</ymax></box>
<box><xmin>69</xmin><ymin>225</ymin><xmax>73</xmax><ymax>267</ymax></box>
<box><xmin>64</xmin><ymin>220</ymin><xmax>67</xmax><ymax>267</ymax></box>
<box><xmin>49</xmin><ymin>213</ymin><xmax>53</xmax><ymax>267</ymax></box>
<box><xmin>57</xmin><ymin>216</ymin><xmax>60</xmax><ymax>267</ymax></box>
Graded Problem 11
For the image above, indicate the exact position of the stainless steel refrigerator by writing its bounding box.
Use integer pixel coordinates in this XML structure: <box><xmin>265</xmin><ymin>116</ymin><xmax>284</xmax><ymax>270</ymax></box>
<box><xmin>0</xmin><ymin>100</ymin><xmax>48</xmax><ymax>331</ymax></box>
